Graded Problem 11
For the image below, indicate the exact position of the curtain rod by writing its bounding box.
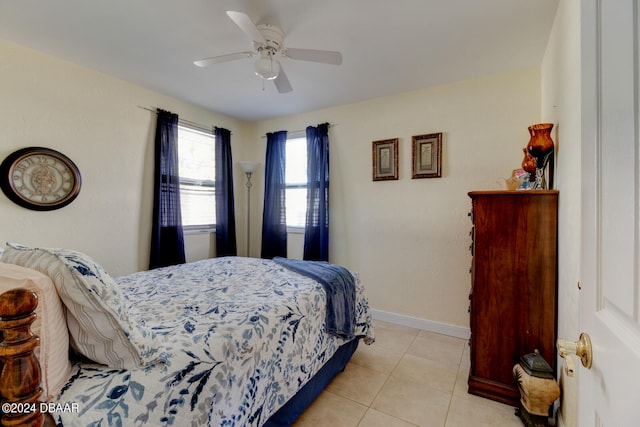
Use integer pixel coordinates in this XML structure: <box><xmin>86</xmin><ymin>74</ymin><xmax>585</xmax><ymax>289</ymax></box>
<box><xmin>261</xmin><ymin>123</ymin><xmax>336</xmax><ymax>139</ymax></box>
<box><xmin>138</xmin><ymin>106</ymin><xmax>222</xmax><ymax>134</ymax></box>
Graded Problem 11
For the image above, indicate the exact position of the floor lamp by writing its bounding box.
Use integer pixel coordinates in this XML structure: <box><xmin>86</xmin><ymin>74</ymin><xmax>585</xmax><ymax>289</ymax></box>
<box><xmin>239</xmin><ymin>161</ymin><xmax>259</xmax><ymax>257</ymax></box>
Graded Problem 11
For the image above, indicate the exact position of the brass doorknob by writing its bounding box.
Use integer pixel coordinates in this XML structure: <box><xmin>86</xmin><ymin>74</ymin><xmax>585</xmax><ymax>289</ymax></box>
<box><xmin>557</xmin><ymin>333</ymin><xmax>593</xmax><ymax>377</ymax></box>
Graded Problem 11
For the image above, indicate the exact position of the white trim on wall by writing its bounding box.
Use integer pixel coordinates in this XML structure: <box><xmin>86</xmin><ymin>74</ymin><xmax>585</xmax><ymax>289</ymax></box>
<box><xmin>371</xmin><ymin>308</ymin><xmax>471</xmax><ymax>340</ymax></box>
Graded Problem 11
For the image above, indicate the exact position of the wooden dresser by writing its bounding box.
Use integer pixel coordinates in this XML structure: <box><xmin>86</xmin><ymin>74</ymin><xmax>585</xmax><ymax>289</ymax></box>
<box><xmin>467</xmin><ymin>190</ymin><xmax>558</xmax><ymax>406</ymax></box>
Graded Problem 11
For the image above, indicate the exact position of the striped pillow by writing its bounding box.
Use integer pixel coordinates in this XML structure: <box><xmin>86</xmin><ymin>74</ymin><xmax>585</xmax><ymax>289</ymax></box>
<box><xmin>1</xmin><ymin>243</ymin><xmax>160</xmax><ymax>369</ymax></box>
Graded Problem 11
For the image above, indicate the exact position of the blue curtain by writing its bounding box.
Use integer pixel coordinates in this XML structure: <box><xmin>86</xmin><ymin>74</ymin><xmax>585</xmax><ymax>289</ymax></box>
<box><xmin>261</xmin><ymin>130</ymin><xmax>288</xmax><ymax>259</ymax></box>
<box><xmin>150</xmin><ymin>109</ymin><xmax>185</xmax><ymax>269</ymax></box>
<box><xmin>214</xmin><ymin>127</ymin><xmax>237</xmax><ymax>256</ymax></box>
<box><xmin>303</xmin><ymin>123</ymin><xmax>330</xmax><ymax>261</ymax></box>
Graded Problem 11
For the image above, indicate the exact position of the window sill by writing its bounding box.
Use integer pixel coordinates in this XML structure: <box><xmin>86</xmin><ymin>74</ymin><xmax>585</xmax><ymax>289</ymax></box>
<box><xmin>183</xmin><ymin>226</ymin><xmax>216</xmax><ymax>235</ymax></box>
<box><xmin>287</xmin><ymin>226</ymin><xmax>305</xmax><ymax>234</ymax></box>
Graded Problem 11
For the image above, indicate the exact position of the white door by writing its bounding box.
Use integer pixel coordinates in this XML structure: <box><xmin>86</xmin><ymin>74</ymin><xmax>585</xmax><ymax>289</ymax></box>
<box><xmin>580</xmin><ymin>1</ymin><xmax>640</xmax><ymax>426</ymax></box>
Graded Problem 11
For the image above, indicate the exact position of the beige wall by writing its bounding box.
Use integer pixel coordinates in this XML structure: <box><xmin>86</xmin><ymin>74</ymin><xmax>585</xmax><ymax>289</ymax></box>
<box><xmin>0</xmin><ymin>39</ymin><xmax>250</xmax><ymax>275</ymax></box>
<box><xmin>250</xmin><ymin>68</ymin><xmax>542</xmax><ymax>330</ymax></box>
<box><xmin>540</xmin><ymin>0</ymin><xmax>580</xmax><ymax>425</ymax></box>
<box><xmin>1</xmin><ymin>37</ymin><xmax>544</xmax><ymax>334</ymax></box>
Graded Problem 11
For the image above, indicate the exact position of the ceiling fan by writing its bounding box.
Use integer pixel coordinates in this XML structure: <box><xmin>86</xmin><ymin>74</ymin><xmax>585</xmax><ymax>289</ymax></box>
<box><xmin>194</xmin><ymin>11</ymin><xmax>343</xmax><ymax>93</ymax></box>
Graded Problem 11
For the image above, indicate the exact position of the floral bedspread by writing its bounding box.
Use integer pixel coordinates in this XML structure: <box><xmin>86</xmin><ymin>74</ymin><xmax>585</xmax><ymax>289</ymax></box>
<box><xmin>54</xmin><ymin>257</ymin><xmax>374</xmax><ymax>427</ymax></box>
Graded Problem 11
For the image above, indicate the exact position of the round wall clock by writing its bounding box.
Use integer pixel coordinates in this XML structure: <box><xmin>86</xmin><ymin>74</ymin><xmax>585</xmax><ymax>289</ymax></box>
<box><xmin>0</xmin><ymin>147</ymin><xmax>82</xmax><ymax>211</ymax></box>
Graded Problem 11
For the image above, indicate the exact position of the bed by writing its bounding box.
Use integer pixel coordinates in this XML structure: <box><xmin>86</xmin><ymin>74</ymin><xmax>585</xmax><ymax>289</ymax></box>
<box><xmin>0</xmin><ymin>243</ymin><xmax>374</xmax><ymax>427</ymax></box>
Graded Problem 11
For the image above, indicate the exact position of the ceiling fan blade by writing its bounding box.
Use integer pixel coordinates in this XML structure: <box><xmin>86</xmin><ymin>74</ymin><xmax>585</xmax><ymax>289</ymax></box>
<box><xmin>274</xmin><ymin>67</ymin><xmax>293</xmax><ymax>93</ymax></box>
<box><xmin>284</xmin><ymin>48</ymin><xmax>342</xmax><ymax>65</ymax></box>
<box><xmin>194</xmin><ymin>51</ymin><xmax>255</xmax><ymax>67</ymax></box>
<box><xmin>226</xmin><ymin>11</ymin><xmax>265</xmax><ymax>44</ymax></box>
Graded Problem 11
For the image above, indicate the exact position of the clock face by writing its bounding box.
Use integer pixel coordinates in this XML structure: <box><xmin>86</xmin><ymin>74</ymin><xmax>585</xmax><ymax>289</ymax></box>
<box><xmin>0</xmin><ymin>147</ymin><xmax>82</xmax><ymax>211</ymax></box>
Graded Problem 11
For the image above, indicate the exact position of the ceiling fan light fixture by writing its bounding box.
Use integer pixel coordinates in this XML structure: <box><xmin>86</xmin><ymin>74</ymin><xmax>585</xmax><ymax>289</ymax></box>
<box><xmin>195</xmin><ymin>11</ymin><xmax>343</xmax><ymax>94</ymax></box>
<box><xmin>254</xmin><ymin>54</ymin><xmax>280</xmax><ymax>80</ymax></box>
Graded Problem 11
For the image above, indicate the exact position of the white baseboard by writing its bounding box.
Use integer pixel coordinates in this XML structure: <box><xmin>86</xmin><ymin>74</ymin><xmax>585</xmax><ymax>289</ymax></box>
<box><xmin>371</xmin><ymin>309</ymin><xmax>471</xmax><ymax>340</ymax></box>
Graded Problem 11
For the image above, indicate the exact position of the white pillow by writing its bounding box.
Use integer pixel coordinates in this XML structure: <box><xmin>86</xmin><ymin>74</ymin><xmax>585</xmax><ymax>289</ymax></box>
<box><xmin>1</xmin><ymin>243</ymin><xmax>160</xmax><ymax>369</ymax></box>
<box><xmin>0</xmin><ymin>262</ymin><xmax>72</xmax><ymax>399</ymax></box>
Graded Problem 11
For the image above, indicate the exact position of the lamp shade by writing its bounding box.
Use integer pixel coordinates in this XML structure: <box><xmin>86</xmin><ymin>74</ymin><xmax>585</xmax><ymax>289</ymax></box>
<box><xmin>239</xmin><ymin>161</ymin><xmax>259</xmax><ymax>174</ymax></box>
<box><xmin>254</xmin><ymin>55</ymin><xmax>280</xmax><ymax>80</ymax></box>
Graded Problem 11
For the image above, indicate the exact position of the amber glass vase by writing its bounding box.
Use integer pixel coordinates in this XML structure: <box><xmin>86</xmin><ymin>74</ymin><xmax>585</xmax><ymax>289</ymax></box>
<box><xmin>521</xmin><ymin>148</ymin><xmax>537</xmax><ymax>182</ymax></box>
<box><xmin>526</xmin><ymin>123</ymin><xmax>554</xmax><ymax>189</ymax></box>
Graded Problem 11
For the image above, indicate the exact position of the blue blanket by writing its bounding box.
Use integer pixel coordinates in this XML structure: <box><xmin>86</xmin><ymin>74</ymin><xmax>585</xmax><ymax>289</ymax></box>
<box><xmin>273</xmin><ymin>257</ymin><xmax>356</xmax><ymax>340</ymax></box>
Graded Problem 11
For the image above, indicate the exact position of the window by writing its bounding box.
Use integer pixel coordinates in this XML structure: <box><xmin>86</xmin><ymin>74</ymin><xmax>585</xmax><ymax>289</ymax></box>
<box><xmin>285</xmin><ymin>137</ymin><xmax>307</xmax><ymax>228</ymax></box>
<box><xmin>177</xmin><ymin>125</ymin><xmax>216</xmax><ymax>231</ymax></box>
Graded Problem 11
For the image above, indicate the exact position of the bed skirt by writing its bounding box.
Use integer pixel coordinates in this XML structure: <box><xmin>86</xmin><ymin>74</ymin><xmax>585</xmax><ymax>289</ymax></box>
<box><xmin>263</xmin><ymin>338</ymin><xmax>360</xmax><ymax>427</ymax></box>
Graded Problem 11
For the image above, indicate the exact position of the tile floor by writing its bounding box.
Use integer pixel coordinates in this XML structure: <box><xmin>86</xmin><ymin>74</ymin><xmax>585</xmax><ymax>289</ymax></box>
<box><xmin>293</xmin><ymin>320</ymin><xmax>524</xmax><ymax>427</ymax></box>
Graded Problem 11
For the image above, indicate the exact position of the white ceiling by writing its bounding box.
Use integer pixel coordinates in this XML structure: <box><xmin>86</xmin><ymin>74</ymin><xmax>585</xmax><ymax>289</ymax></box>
<box><xmin>0</xmin><ymin>0</ymin><xmax>559</xmax><ymax>121</ymax></box>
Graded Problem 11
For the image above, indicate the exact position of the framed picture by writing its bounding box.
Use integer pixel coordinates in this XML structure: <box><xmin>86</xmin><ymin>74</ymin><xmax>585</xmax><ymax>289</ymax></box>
<box><xmin>412</xmin><ymin>133</ymin><xmax>442</xmax><ymax>178</ymax></box>
<box><xmin>372</xmin><ymin>138</ymin><xmax>399</xmax><ymax>181</ymax></box>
